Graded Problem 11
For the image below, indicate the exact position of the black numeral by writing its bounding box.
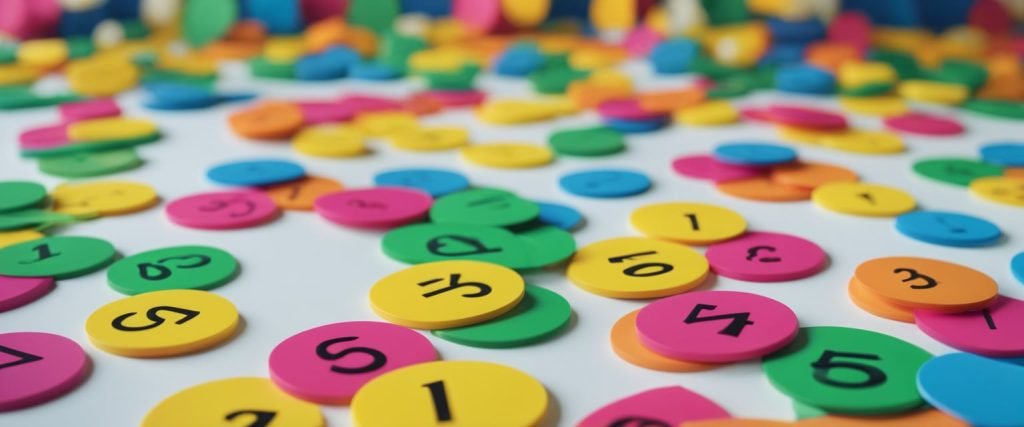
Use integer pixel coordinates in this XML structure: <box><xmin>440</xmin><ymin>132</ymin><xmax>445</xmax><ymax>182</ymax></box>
<box><xmin>424</xmin><ymin>380</ymin><xmax>453</xmax><ymax>422</ymax></box>
<box><xmin>982</xmin><ymin>309</ymin><xmax>997</xmax><ymax>330</ymax></box>
<box><xmin>609</xmin><ymin>417</ymin><xmax>671</xmax><ymax>427</ymax></box>
<box><xmin>19</xmin><ymin>244</ymin><xmax>60</xmax><ymax>264</ymax></box>
<box><xmin>683</xmin><ymin>304</ymin><xmax>754</xmax><ymax>337</ymax></box>
<box><xmin>810</xmin><ymin>350</ymin><xmax>887</xmax><ymax>389</ymax></box>
<box><xmin>608</xmin><ymin>251</ymin><xmax>674</xmax><ymax>277</ymax></box>
<box><xmin>893</xmin><ymin>268</ymin><xmax>938</xmax><ymax>289</ymax></box>
<box><xmin>138</xmin><ymin>254</ymin><xmax>212</xmax><ymax>281</ymax></box>
<box><xmin>225</xmin><ymin>410</ymin><xmax>276</xmax><ymax>427</ymax></box>
<box><xmin>315</xmin><ymin>336</ymin><xmax>388</xmax><ymax>374</ymax></box>
<box><xmin>418</xmin><ymin>273</ymin><xmax>491</xmax><ymax>298</ymax></box>
<box><xmin>684</xmin><ymin>213</ymin><xmax>700</xmax><ymax>231</ymax></box>
<box><xmin>0</xmin><ymin>345</ymin><xmax>43</xmax><ymax>370</ymax></box>
<box><xmin>111</xmin><ymin>306</ymin><xmax>200</xmax><ymax>331</ymax></box>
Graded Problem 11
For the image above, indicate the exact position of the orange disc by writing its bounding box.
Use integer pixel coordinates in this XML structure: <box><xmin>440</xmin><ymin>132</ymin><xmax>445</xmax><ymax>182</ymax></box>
<box><xmin>797</xmin><ymin>408</ymin><xmax>968</xmax><ymax>427</ymax></box>
<box><xmin>847</xmin><ymin>277</ymin><xmax>915</xmax><ymax>323</ymax></box>
<box><xmin>770</xmin><ymin>162</ymin><xmax>859</xmax><ymax>190</ymax></box>
<box><xmin>716</xmin><ymin>177</ymin><xmax>812</xmax><ymax>202</ymax></box>
<box><xmin>1005</xmin><ymin>168</ymin><xmax>1024</xmax><ymax>179</ymax></box>
<box><xmin>610</xmin><ymin>310</ymin><xmax>721</xmax><ymax>373</ymax></box>
<box><xmin>637</xmin><ymin>87</ymin><xmax>706</xmax><ymax>113</ymax></box>
<box><xmin>262</xmin><ymin>176</ymin><xmax>343</xmax><ymax>211</ymax></box>
<box><xmin>854</xmin><ymin>257</ymin><xmax>998</xmax><ymax>312</ymax></box>
<box><xmin>685</xmin><ymin>420</ymin><xmax>794</xmax><ymax>427</ymax></box>
<box><xmin>228</xmin><ymin>102</ymin><xmax>305</xmax><ymax>140</ymax></box>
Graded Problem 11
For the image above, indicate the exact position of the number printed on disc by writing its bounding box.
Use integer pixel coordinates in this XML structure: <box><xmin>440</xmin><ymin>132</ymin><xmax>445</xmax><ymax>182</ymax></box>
<box><xmin>106</xmin><ymin>245</ymin><xmax>238</xmax><ymax>295</ymax></box>
<box><xmin>142</xmin><ymin>377</ymin><xmax>323</xmax><ymax>427</ymax></box>
<box><xmin>85</xmin><ymin>289</ymin><xmax>239</xmax><ymax>357</ymax></box>
<box><xmin>0</xmin><ymin>236</ymin><xmax>116</xmax><ymax>280</ymax></box>
<box><xmin>0</xmin><ymin>332</ymin><xmax>90</xmax><ymax>411</ymax></box>
<box><xmin>854</xmin><ymin>257</ymin><xmax>998</xmax><ymax>311</ymax></box>
<box><xmin>567</xmin><ymin>237</ymin><xmax>709</xmax><ymax>299</ymax></box>
<box><xmin>629</xmin><ymin>202</ymin><xmax>747</xmax><ymax>245</ymax></box>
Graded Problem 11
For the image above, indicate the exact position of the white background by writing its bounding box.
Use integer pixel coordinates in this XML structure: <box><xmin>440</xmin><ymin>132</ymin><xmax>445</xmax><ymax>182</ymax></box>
<box><xmin>2</xmin><ymin>62</ymin><xmax>1023</xmax><ymax>426</ymax></box>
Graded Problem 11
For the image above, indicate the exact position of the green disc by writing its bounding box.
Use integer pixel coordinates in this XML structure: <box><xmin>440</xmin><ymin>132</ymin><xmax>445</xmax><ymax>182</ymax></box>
<box><xmin>869</xmin><ymin>49</ymin><xmax>920</xmax><ymax>80</ymax></box>
<box><xmin>840</xmin><ymin>82</ymin><xmax>893</xmax><ymax>97</ymax></box>
<box><xmin>762</xmin><ymin>326</ymin><xmax>932</xmax><ymax>415</ymax></box>
<box><xmin>792</xmin><ymin>401</ymin><xmax>828</xmax><ymax>420</ymax></box>
<box><xmin>0</xmin><ymin>43</ymin><xmax>15</xmax><ymax>64</ymax></box>
<box><xmin>701</xmin><ymin>0</ymin><xmax>749</xmax><ymax>25</ymax></box>
<box><xmin>381</xmin><ymin>223</ymin><xmax>530</xmax><ymax>268</ymax></box>
<box><xmin>66</xmin><ymin>37</ymin><xmax>94</xmax><ymax>59</ymax></box>
<box><xmin>963</xmin><ymin>99</ymin><xmax>1024</xmax><ymax>120</ymax></box>
<box><xmin>380</xmin><ymin>32</ymin><xmax>426</xmax><ymax>71</ymax></box>
<box><xmin>0</xmin><ymin>181</ymin><xmax>46</xmax><ymax>212</ymax></box>
<box><xmin>706</xmin><ymin>75</ymin><xmax>754</xmax><ymax>99</ymax></box>
<box><xmin>432</xmin><ymin>285</ymin><xmax>572</xmax><ymax>348</ymax></box>
<box><xmin>926</xmin><ymin>59</ymin><xmax>988</xmax><ymax>90</ymax></box>
<box><xmin>549</xmin><ymin>126</ymin><xmax>625</xmax><ymax>157</ymax></box>
<box><xmin>913</xmin><ymin>157</ymin><xmax>1004</xmax><ymax>187</ymax></box>
<box><xmin>421</xmin><ymin>65</ymin><xmax>477</xmax><ymax>90</ymax></box>
<box><xmin>107</xmin><ymin>245</ymin><xmax>238</xmax><ymax>295</ymax></box>
<box><xmin>347</xmin><ymin>0</ymin><xmax>400</xmax><ymax>33</ymax></box>
<box><xmin>39</xmin><ymin>148</ymin><xmax>143</xmax><ymax>178</ymax></box>
<box><xmin>0</xmin><ymin>209</ymin><xmax>83</xmax><ymax>231</ymax></box>
<box><xmin>21</xmin><ymin>133</ymin><xmax>160</xmax><ymax>158</ymax></box>
<box><xmin>514</xmin><ymin>225</ymin><xmax>576</xmax><ymax>270</ymax></box>
<box><xmin>182</xmin><ymin>0</ymin><xmax>238</xmax><ymax>47</ymax></box>
<box><xmin>249</xmin><ymin>57</ymin><xmax>296</xmax><ymax>80</ymax></box>
<box><xmin>529</xmin><ymin>66</ymin><xmax>589</xmax><ymax>94</ymax></box>
<box><xmin>0</xmin><ymin>236</ymin><xmax>116</xmax><ymax>279</ymax></box>
<box><xmin>429</xmin><ymin>188</ymin><xmax>540</xmax><ymax>227</ymax></box>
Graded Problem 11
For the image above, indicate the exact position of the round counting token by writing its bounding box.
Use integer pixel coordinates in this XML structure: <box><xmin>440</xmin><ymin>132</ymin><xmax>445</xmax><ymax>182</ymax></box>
<box><xmin>263</xmin><ymin>176</ymin><xmax>344</xmax><ymax>211</ymax></box>
<box><xmin>671</xmin><ymin>154</ymin><xmax>765</xmax><ymax>183</ymax></box>
<box><xmin>314</xmin><ymin>187</ymin><xmax>433</xmax><ymax>229</ymax></box>
<box><xmin>381</xmin><ymin>223</ymin><xmax>530</xmax><ymax>268</ymax></box>
<box><xmin>207</xmin><ymin>159</ymin><xmax>306</xmax><ymax>187</ymax></box>
<box><xmin>767</xmin><ymin>105</ymin><xmax>848</xmax><ymax>130</ymax></box>
<box><xmin>374</xmin><ymin>168</ymin><xmax>470</xmax><ymax>197</ymax></box>
<box><xmin>716</xmin><ymin>177</ymin><xmax>812</xmax><ymax>202</ymax></box>
<box><xmin>636</xmin><ymin>290</ymin><xmax>799</xmax><ymax>363</ymax></box>
<box><xmin>1013</xmin><ymin>252</ymin><xmax>1024</xmax><ymax>285</ymax></box>
<box><xmin>293</xmin><ymin>125</ymin><xmax>367</xmax><ymax>158</ymax></box>
<box><xmin>969</xmin><ymin>176</ymin><xmax>1024</xmax><ymax>207</ymax></box>
<box><xmin>548</xmin><ymin>126</ymin><xmax>625</xmax><ymax>157</ymax></box>
<box><xmin>917</xmin><ymin>353</ymin><xmax>1024</xmax><ymax>427</ymax></box>
<box><xmin>165</xmin><ymin>190</ymin><xmax>280</xmax><ymax>230</ymax></box>
<box><xmin>567</xmin><ymin>237</ymin><xmax>709</xmax><ymax>299</ymax></box>
<box><xmin>369</xmin><ymin>260</ymin><xmax>526</xmax><ymax>329</ymax></box>
<box><xmin>770</xmin><ymin>163</ymin><xmax>858</xmax><ymax>190</ymax></box>
<box><xmin>847</xmin><ymin>277</ymin><xmax>915</xmax><ymax>323</ymax></box>
<box><xmin>630</xmin><ymin>202</ymin><xmax>747</xmax><ymax>245</ymax></box>
<box><xmin>433</xmin><ymin>284</ymin><xmax>572</xmax><ymax>348</ymax></box>
<box><xmin>460</xmin><ymin>143</ymin><xmax>553</xmax><ymax>168</ymax></box>
<box><xmin>820</xmin><ymin>130</ymin><xmax>905</xmax><ymax>155</ymax></box>
<box><xmin>0</xmin><ymin>236</ymin><xmax>116</xmax><ymax>280</ymax></box>
<box><xmin>578</xmin><ymin>386</ymin><xmax>730</xmax><ymax>427</ymax></box>
<box><xmin>430</xmin><ymin>188</ymin><xmax>539</xmax><ymax>227</ymax></box>
<box><xmin>611</xmin><ymin>310</ymin><xmax>721</xmax><ymax>373</ymax></box>
<box><xmin>85</xmin><ymin>289</ymin><xmax>239</xmax><ymax>357</ymax></box>
<box><xmin>515</xmin><ymin>225</ymin><xmax>577</xmax><ymax>270</ymax></box>
<box><xmin>269</xmin><ymin>321</ymin><xmax>438</xmax><ymax>404</ymax></box>
<box><xmin>228</xmin><ymin>102</ymin><xmax>305</xmax><ymax>140</ymax></box>
<box><xmin>351</xmin><ymin>360</ymin><xmax>547</xmax><ymax>427</ymax></box>
<box><xmin>713</xmin><ymin>143</ymin><xmax>798</xmax><ymax>166</ymax></box>
<box><xmin>0</xmin><ymin>332</ymin><xmax>89</xmax><ymax>411</ymax></box>
<box><xmin>812</xmin><ymin>182</ymin><xmax>916</xmax><ymax>217</ymax></box>
<box><xmin>763</xmin><ymin>326</ymin><xmax>932</xmax><ymax>415</ymax></box>
<box><xmin>895</xmin><ymin>211</ymin><xmax>1002</xmax><ymax>247</ymax></box>
<box><xmin>536</xmin><ymin>201</ymin><xmax>583</xmax><ymax>230</ymax></box>
<box><xmin>51</xmin><ymin>181</ymin><xmax>159</xmax><ymax>216</ymax></box>
<box><xmin>980</xmin><ymin>142</ymin><xmax>1024</xmax><ymax>167</ymax></box>
<box><xmin>914</xmin><ymin>296</ymin><xmax>1024</xmax><ymax>357</ymax></box>
<box><xmin>705</xmin><ymin>231</ymin><xmax>826</xmax><ymax>282</ymax></box>
<box><xmin>142</xmin><ymin>377</ymin><xmax>323</xmax><ymax>427</ymax></box>
<box><xmin>883</xmin><ymin>113</ymin><xmax>964</xmax><ymax>136</ymax></box>
<box><xmin>0</xmin><ymin>275</ymin><xmax>54</xmax><ymax>312</ymax></box>
<box><xmin>0</xmin><ymin>181</ymin><xmax>46</xmax><ymax>212</ymax></box>
<box><xmin>855</xmin><ymin>257</ymin><xmax>998</xmax><ymax>312</ymax></box>
<box><xmin>559</xmin><ymin>169</ymin><xmax>652</xmax><ymax>198</ymax></box>
<box><xmin>913</xmin><ymin>158</ymin><xmax>1004</xmax><ymax>187</ymax></box>
<box><xmin>106</xmin><ymin>246</ymin><xmax>238</xmax><ymax>295</ymax></box>
<box><xmin>389</xmin><ymin>127</ymin><xmax>469</xmax><ymax>151</ymax></box>
<box><xmin>39</xmin><ymin>149</ymin><xmax>143</xmax><ymax>178</ymax></box>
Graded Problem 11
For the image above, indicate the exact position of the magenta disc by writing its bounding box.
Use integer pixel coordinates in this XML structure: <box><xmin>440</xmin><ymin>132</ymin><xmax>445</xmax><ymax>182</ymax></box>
<box><xmin>0</xmin><ymin>332</ymin><xmax>89</xmax><ymax>411</ymax></box>
<box><xmin>671</xmin><ymin>154</ymin><xmax>766</xmax><ymax>183</ymax></box>
<box><xmin>0</xmin><ymin>275</ymin><xmax>54</xmax><ymax>312</ymax></box>
<box><xmin>705</xmin><ymin>231</ymin><xmax>827</xmax><ymax>282</ymax></box>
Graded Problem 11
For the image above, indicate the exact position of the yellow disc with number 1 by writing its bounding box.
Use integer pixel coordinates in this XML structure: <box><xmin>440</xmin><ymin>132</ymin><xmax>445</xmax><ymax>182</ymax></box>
<box><xmin>142</xmin><ymin>377</ymin><xmax>323</xmax><ymax>427</ymax></box>
<box><xmin>630</xmin><ymin>202</ymin><xmax>747</xmax><ymax>245</ymax></box>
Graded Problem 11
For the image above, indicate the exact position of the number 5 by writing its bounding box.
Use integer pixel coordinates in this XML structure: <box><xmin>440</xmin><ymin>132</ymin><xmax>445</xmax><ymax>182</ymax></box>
<box><xmin>810</xmin><ymin>350</ymin><xmax>887</xmax><ymax>389</ymax></box>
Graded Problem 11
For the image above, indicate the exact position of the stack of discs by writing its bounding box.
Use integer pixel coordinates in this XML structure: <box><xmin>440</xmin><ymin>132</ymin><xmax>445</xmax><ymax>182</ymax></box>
<box><xmin>596</xmin><ymin>99</ymin><xmax>670</xmax><ymax>133</ymax></box>
<box><xmin>746</xmin><ymin>103</ymin><xmax>908</xmax><ymax>155</ymax></box>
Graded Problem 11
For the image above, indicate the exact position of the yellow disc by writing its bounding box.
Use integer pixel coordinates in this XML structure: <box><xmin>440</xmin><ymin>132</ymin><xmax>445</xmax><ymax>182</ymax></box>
<box><xmin>501</xmin><ymin>0</ymin><xmax>549</xmax><ymax>27</ymax></box>
<box><xmin>898</xmin><ymin>80</ymin><xmax>970</xmax><ymax>105</ymax></box>
<box><xmin>263</xmin><ymin>37</ymin><xmax>306</xmax><ymax>62</ymax></box>
<box><xmin>838</xmin><ymin>61</ymin><xmax>897</xmax><ymax>89</ymax></box>
<box><xmin>0</xmin><ymin>229</ymin><xmax>45</xmax><ymax>249</ymax></box>
<box><xmin>51</xmin><ymin>181</ymin><xmax>158</xmax><ymax>216</ymax></box>
<box><xmin>820</xmin><ymin>130</ymin><xmax>905</xmax><ymax>154</ymax></box>
<box><xmin>461</xmin><ymin>143</ymin><xmax>553</xmax><ymax>169</ymax></box>
<box><xmin>0</xmin><ymin>64</ymin><xmax>42</xmax><ymax>86</ymax></box>
<box><xmin>630</xmin><ymin>202</ymin><xmax>747</xmax><ymax>245</ymax></box>
<box><xmin>590</xmin><ymin>0</ymin><xmax>636</xmax><ymax>31</ymax></box>
<box><xmin>86</xmin><ymin>289</ymin><xmax>239</xmax><ymax>357</ymax></box>
<box><xmin>838</xmin><ymin>96</ymin><xmax>909</xmax><ymax>117</ymax></box>
<box><xmin>351</xmin><ymin>360</ymin><xmax>547</xmax><ymax>427</ymax></box>
<box><xmin>292</xmin><ymin>125</ymin><xmax>367</xmax><ymax>157</ymax></box>
<box><xmin>66</xmin><ymin>58</ymin><xmax>140</xmax><ymax>97</ymax></box>
<box><xmin>568</xmin><ymin>46</ymin><xmax>626</xmax><ymax>70</ymax></box>
<box><xmin>477</xmin><ymin>100</ymin><xmax>565</xmax><ymax>124</ymax></box>
<box><xmin>969</xmin><ymin>176</ymin><xmax>1024</xmax><ymax>207</ymax></box>
<box><xmin>355</xmin><ymin>111</ymin><xmax>421</xmax><ymax>137</ymax></box>
<box><xmin>17</xmin><ymin>38</ymin><xmax>70</xmax><ymax>68</ymax></box>
<box><xmin>369</xmin><ymin>261</ymin><xmax>525</xmax><ymax>329</ymax></box>
<box><xmin>567</xmin><ymin>237</ymin><xmax>710</xmax><ymax>299</ymax></box>
<box><xmin>812</xmin><ymin>182</ymin><xmax>917</xmax><ymax>217</ymax></box>
<box><xmin>142</xmin><ymin>377</ymin><xmax>323</xmax><ymax>427</ymax></box>
<box><xmin>775</xmin><ymin>125</ymin><xmax>838</xmax><ymax>145</ymax></box>
<box><xmin>389</xmin><ymin>127</ymin><xmax>469</xmax><ymax>151</ymax></box>
<box><xmin>673</xmin><ymin>100</ymin><xmax>739</xmax><ymax>126</ymax></box>
<box><xmin>67</xmin><ymin>117</ymin><xmax>159</xmax><ymax>142</ymax></box>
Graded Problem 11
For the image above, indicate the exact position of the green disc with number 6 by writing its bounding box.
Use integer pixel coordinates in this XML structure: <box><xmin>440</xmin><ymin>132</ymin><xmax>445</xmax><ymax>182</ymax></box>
<box><xmin>107</xmin><ymin>245</ymin><xmax>238</xmax><ymax>295</ymax></box>
<box><xmin>762</xmin><ymin>326</ymin><xmax>932</xmax><ymax>415</ymax></box>
<box><xmin>0</xmin><ymin>236</ymin><xmax>116</xmax><ymax>279</ymax></box>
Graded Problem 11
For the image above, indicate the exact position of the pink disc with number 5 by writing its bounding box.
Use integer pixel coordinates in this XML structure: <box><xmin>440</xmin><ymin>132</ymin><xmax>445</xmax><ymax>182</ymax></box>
<box><xmin>636</xmin><ymin>290</ymin><xmax>799</xmax><ymax>363</ymax></box>
<box><xmin>165</xmin><ymin>190</ymin><xmax>280</xmax><ymax>230</ymax></box>
<box><xmin>0</xmin><ymin>332</ymin><xmax>90</xmax><ymax>411</ymax></box>
<box><xmin>705</xmin><ymin>231</ymin><xmax>827</xmax><ymax>282</ymax></box>
<box><xmin>268</xmin><ymin>321</ymin><xmax>437</xmax><ymax>404</ymax></box>
<box><xmin>314</xmin><ymin>187</ymin><xmax>432</xmax><ymax>229</ymax></box>
<box><xmin>914</xmin><ymin>295</ymin><xmax>1024</xmax><ymax>358</ymax></box>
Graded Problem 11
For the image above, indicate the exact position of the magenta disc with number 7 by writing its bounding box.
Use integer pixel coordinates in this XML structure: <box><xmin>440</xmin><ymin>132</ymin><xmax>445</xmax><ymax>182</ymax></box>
<box><xmin>0</xmin><ymin>332</ymin><xmax>90</xmax><ymax>411</ymax></box>
<box><xmin>269</xmin><ymin>321</ymin><xmax>437</xmax><ymax>404</ymax></box>
<box><xmin>914</xmin><ymin>295</ymin><xmax>1024</xmax><ymax>358</ymax></box>
<box><xmin>636</xmin><ymin>290</ymin><xmax>799</xmax><ymax>363</ymax></box>
<box><xmin>314</xmin><ymin>187</ymin><xmax>433</xmax><ymax>229</ymax></box>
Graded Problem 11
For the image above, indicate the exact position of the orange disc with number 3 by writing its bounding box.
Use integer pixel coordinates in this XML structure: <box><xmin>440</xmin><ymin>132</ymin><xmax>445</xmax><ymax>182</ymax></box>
<box><xmin>854</xmin><ymin>257</ymin><xmax>998</xmax><ymax>312</ymax></box>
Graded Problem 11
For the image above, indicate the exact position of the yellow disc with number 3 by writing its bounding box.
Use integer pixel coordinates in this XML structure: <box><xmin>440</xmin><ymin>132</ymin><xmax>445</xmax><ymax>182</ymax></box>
<box><xmin>567</xmin><ymin>237</ymin><xmax>709</xmax><ymax>299</ymax></box>
<box><xmin>630</xmin><ymin>202</ymin><xmax>747</xmax><ymax>245</ymax></box>
<box><xmin>461</xmin><ymin>143</ymin><xmax>553</xmax><ymax>169</ymax></box>
<box><xmin>351</xmin><ymin>360</ymin><xmax>548</xmax><ymax>427</ymax></box>
<box><xmin>142</xmin><ymin>377</ymin><xmax>323</xmax><ymax>427</ymax></box>
<box><xmin>51</xmin><ymin>181</ymin><xmax>159</xmax><ymax>216</ymax></box>
<box><xmin>85</xmin><ymin>289</ymin><xmax>239</xmax><ymax>357</ymax></box>
<box><xmin>812</xmin><ymin>182</ymin><xmax>916</xmax><ymax>216</ymax></box>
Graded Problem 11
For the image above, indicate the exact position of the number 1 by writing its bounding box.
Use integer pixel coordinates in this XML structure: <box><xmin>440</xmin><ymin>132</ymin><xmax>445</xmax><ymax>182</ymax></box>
<box><xmin>684</xmin><ymin>213</ymin><xmax>700</xmax><ymax>231</ymax></box>
<box><xmin>19</xmin><ymin>244</ymin><xmax>60</xmax><ymax>264</ymax></box>
<box><xmin>424</xmin><ymin>380</ymin><xmax>452</xmax><ymax>422</ymax></box>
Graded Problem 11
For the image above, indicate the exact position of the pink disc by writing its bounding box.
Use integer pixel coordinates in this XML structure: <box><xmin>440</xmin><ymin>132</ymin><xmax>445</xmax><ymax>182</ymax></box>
<box><xmin>883</xmin><ymin>113</ymin><xmax>964</xmax><ymax>136</ymax></box>
<box><xmin>705</xmin><ymin>231</ymin><xmax>827</xmax><ymax>282</ymax></box>
<box><xmin>969</xmin><ymin>0</ymin><xmax>1013</xmax><ymax>35</ymax></box>
<box><xmin>418</xmin><ymin>90</ymin><xmax>486</xmax><ymax>107</ymax></box>
<box><xmin>0</xmin><ymin>332</ymin><xmax>89</xmax><ymax>411</ymax></box>
<box><xmin>314</xmin><ymin>187</ymin><xmax>432</xmax><ymax>229</ymax></box>
<box><xmin>297</xmin><ymin>101</ymin><xmax>356</xmax><ymax>125</ymax></box>
<box><xmin>828</xmin><ymin>11</ymin><xmax>871</xmax><ymax>53</ymax></box>
<box><xmin>622</xmin><ymin>25</ymin><xmax>663</xmax><ymax>57</ymax></box>
<box><xmin>597</xmin><ymin>99</ymin><xmax>666</xmax><ymax>121</ymax></box>
<box><xmin>301</xmin><ymin>0</ymin><xmax>348</xmax><ymax>24</ymax></box>
<box><xmin>915</xmin><ymin>295</ymin><xmax>1024</xmax><ymax>358</ymax></box>
<box><xmin>336</xmin><ymin>95</ymin><xmax>405</xmax><ymax>114</ymax></box>
<box><xmin>165</xmin><ymin>190</ymin><xmax>280</xmax><ymax>230</ymax></box>
<box><xmin>19</xmin><ymin>124</ymin><xmax>70</xmax><ymax>151</ymax></box>
<box><xmin>635</xmin><ymin>290</ymin><xmax>799</xmax><ymax>362</ymax></box>
<box><xmin>269</xmin><ymin>321</ymin><xmax>437</xmax><ymax>404</ymax></box>
<box><xmin>671</xmin><ymin>154</ymin><xmax>766</xmax><ymax>183</ymax></box>
<box><xmin>740</xmin><ymin>107</ymin><xmax>774</xmax><ymax>123</ymax></box>
<box><xmin>578</xmin><ymin>386</ymin><xmax>730</xmax><ymax>427</ymax></box>
<box><xmin>0</xmin><ymin>0</ymin><xmax>60</xmax><ymax>40</ymax></box>
<box><xmin>767</xmin><ymin>105</ymin><xmax>848</xmax><ymax>130</ymax></box>
<box><xmin>452</xmin><ymin>0</ymin><xmax>502</xmax><ymax>33</ymax></box>
<box><xmin>58</xmin><ymin>99</ymin><xmax>121</xmax><ymax>123</ymax></box>
<box><xmin>0</xmin><ymin>275</ymin><xmax>54</xmax><ymax>312</ymax></box>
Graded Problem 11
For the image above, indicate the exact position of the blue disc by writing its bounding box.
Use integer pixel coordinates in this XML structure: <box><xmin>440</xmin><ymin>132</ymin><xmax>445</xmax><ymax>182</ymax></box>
<box><xmin>143</xmin><ymin>83</ymin><xmax>219</xmax><ymax>110</ymax></box>
<box><xmin>713</xmin><ymin>143</ymin><xmax>797</xmax><ymax>166</ymax></box>
<box><xmin>649</xmin><ymin>38</ymin><xmax>698</xmax><ymax>75</ymax></box>
<box><xmin>559</xmin><ymin>169</ymin><xmax>651</xmax><ymax>198</ymax></box>
<box><xmin>295</xmin><ymin>46</ymin><xmax>360</xmax><ymax>81</ymax></box>
<box><xmin>895</xmin><ymin>210</ymin><xmax>1002</xmax><ymax>247</ymax></box>
<box><xmin>373</xmin><ymin>168</ymin><xmax>470</xmax><ymax>197</ymax></box>
<box><xmin>980</xmin><ymin>142</ymin><xmax>1024</xmax><ymax>167</ymax></box>
<box><xmin>535</xmin><ymin>201</ymin><xmax>583</xmax><ymax>230</ymax></box>
<box><xmin>350</xmin><ymin>62</ymin><xmax>403</xmax><ymax>80</ymax></box>
<box><xmin>1012</xmin><ymin>252</ymin><xmax>1024</xmax><ymax>285</ymax></box>
<box><xmin>775</xmin><ymin>64</ymin><xmax>836</xmax><ymax>95</ymax></box>
<box><xmin>604</xmin><ymin>117</ymin><xmax>668</xmax><ymax>134</ymax></box>
<box><xmin>918</xmin><ymin>352</ymin><xmax>1024</xmax><ymax>427</ymax></box>
<box><xmin>207</xmin><ymin>159</ymin><xmax>305</xmax><ymax>186</ymax></box>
